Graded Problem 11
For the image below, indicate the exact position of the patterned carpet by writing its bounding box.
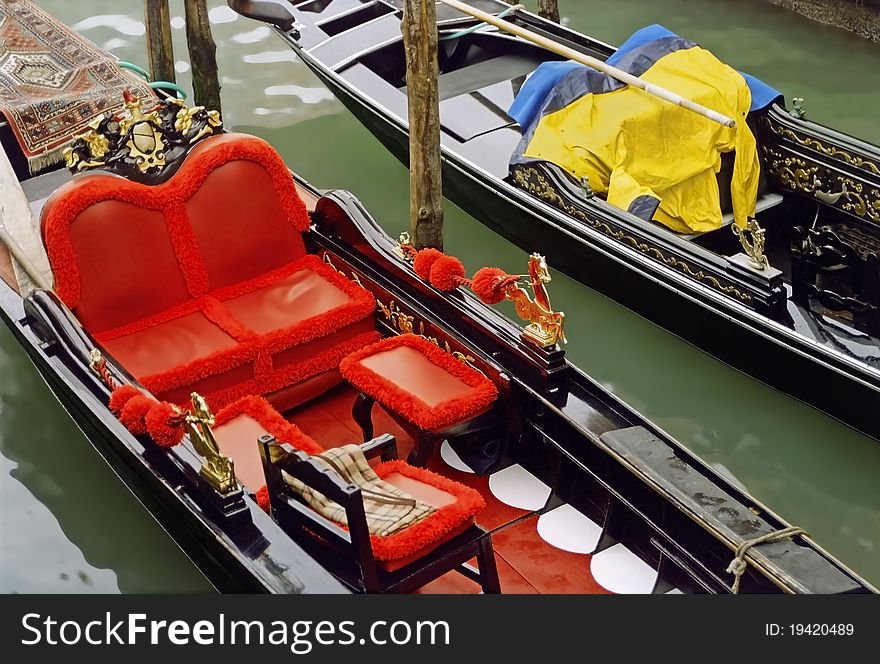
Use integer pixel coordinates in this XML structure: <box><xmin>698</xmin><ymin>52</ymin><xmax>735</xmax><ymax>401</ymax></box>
<box><xmin>0</xmin><ymin>0</ymin><xmax>155</xmax><ymax>172</ymax></box>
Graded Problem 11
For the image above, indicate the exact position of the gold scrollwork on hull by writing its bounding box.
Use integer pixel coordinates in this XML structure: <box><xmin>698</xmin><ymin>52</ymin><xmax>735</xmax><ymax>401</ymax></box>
<box><xmin>838</xmin><ymin>177</ymin><xmax>880</xmax><ymax>223</ymax></box>
<box><xmin>511</xmin><ymin>166</ymin><xmax>753</xmax><ymax>304</ymax></box>
<box><xmin>376</xmin><ymin>297</ymin><xmax>484</xmax><ymax>375</ymax></box>
<box><xmin>768</xmin><ymin>122</ymin><xmax>880</xmax><ymax>177</ymax></box>
<box><xmin>321</xmin><ymin>253</ymin><xmax>365</xmax><ymax>289</ymax></box>
<box><xmin>762</xmin><ymin>147</ymin><xmax>819</xmax><ymax>193</ymax></box>
<box><xmin>763</xmin><ymin>146</ymin><xmax>880</xmax><ymax>224</ymax></box>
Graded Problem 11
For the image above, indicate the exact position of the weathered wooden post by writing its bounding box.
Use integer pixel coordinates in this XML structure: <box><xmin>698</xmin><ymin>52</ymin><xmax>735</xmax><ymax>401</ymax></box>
<box><xmin>183</xmin><ymin>0</ymin><xmax>223</xmax><ymax>113</ymax></box>
<box><xmin>537</xmin><ymin>0</ymin><xmax>560</xmax><ymax>23</ymax></box>
<box><xmin>402</xmin><ymin>0</ymin><xmax>444</xmax><ymax>250</ymax></box>
<box><xmin>143</xmin><ymin>0</ymin><xmax>176</xmax><ymax>84</ymax></box>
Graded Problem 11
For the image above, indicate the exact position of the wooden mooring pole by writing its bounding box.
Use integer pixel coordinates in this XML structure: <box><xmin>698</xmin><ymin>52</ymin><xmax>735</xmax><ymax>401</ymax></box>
<box><xmin>402</xmin><ymin>0</ymin><xmax>444</xmax><ymax>250</ymax></box>
<box><xmin>143</xmin><ymin>0</ymin><xmax>176</xmax><ymax>84</ymax></box>
<box><xmin>537</xmin><ymin>0</ymin><xmax>560</xmax><ymax>23</ymax></box>
<box><xmin>183</xmin><ymin>0</ymin><xmax>223</xmax><ymax>113</ymax></box>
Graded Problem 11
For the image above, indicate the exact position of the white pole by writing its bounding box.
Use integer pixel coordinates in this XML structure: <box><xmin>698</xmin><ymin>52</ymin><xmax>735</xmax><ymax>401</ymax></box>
<box><xmin>437</xmin><ymin>0</ymin><xmax>736</xmax><ymax>128</ymax></box>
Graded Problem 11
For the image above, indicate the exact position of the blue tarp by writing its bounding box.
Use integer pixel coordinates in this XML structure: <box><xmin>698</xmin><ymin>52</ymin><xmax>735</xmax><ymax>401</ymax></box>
<box><xmin>508</xmin><ymin>24</ymin><xmax>782</xmax><ymax>129</ymax></box>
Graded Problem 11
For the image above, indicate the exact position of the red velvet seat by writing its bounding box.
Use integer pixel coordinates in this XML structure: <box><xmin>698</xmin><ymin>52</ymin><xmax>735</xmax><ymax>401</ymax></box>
<box><xmin>340</xmin><ymin>334</ymin><xmax>499</xmax><ymax>466</ymax></box>
<box><xmin>41</xmin><ymin>133</ymin><xmax>379</xmax><ymax>411</ymax></box>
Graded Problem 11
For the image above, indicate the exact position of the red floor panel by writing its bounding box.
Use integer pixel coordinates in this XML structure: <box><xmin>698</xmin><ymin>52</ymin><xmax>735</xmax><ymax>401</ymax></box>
<box><xmin>491</xmin><ymin>515</ymin><xmax>611</xmax><ymax>595</ymax></box>
<box><xmin>415</xmin><ymin>555</ymin><xmax>538</xmax><ymax>594</ymax></box>
<box><xmin>425</xmin><ymin>456</ymin><xmax>533</xmax><ymax>532</ymax></box>
<box><xmin>287</xmin><ymin>401</ymin><xmax>361</xmax><ymax>450</ymax></box>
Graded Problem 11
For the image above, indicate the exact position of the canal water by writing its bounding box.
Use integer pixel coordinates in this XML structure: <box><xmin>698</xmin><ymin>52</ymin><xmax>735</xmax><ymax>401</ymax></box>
<box><xmin>1</xmin><ymin>0</ymin><xmax>878</xmax><ymax>592</ymax></box>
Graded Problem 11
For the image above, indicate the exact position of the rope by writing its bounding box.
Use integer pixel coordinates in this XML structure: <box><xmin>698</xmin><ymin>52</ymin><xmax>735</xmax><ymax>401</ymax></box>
<box><xmin>439</xmin><ymin>4</ymin><xmax>524</xmax><ymax>41</ymax></box>
<box><xmin>149</xmin><ymin>81</ymin><xmax>187</xmax><ymax>100</ymax></box>
<box><xmin>726</xmin><ymin>526</ymin><xmax>807</xmax><ymax>593</ymax></box>
<box><xmin>117</xmin><ymin>61</ymin><xmax>187</xmax><ymax>99</ymax></box>
<box><xmin>118</xmin><ymin>61</ymin><xmax>151</xmax><ymax>80</ymax></box>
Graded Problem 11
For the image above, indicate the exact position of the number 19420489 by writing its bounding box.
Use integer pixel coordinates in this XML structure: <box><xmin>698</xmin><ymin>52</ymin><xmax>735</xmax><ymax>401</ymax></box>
<box><xmin>765</xmin><ymin>624</ymin><xmax>854</xmax><ymax>636</ymax></box>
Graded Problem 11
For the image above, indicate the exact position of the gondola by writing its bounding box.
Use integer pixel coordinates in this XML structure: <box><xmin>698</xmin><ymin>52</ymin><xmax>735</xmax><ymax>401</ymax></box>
<box><xmin>0</xmin><ymin>83</ymin><xmax>873</xmax><ymax>594</ymax></box>
<box><xmin>229</xmin><ymin>0</ymin><xmax>880</xmax><ymax>442</ymax></box>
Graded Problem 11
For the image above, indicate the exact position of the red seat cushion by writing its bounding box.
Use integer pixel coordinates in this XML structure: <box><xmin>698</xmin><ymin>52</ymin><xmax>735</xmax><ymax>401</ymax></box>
<box><xmin>100</xmin><ymin>310</ymin><xmax>238</xmax><ymax>379</ymax></box>
<box><xmin>98</xmin><ymin>255</ymin><xmax>378</xmax><ymax>410</ymax></box>
<box><xmin>213</xmin><ymin>395</ymin><xmax>324</xmax><ymax>490</ymax></box>
<box><xmin>371</xmin><ymin>461</ymin><xmax>484</xmax><ymax>569</ymax></box>
<box><xmin>41</xmin><ymin>133</ymin><xmax>311</xmax><ymax>334</ymax></box>
<box><xmin>339</xmin><ymin>333</ymin><xmax>498</xmax><ymax>431</ymax></box>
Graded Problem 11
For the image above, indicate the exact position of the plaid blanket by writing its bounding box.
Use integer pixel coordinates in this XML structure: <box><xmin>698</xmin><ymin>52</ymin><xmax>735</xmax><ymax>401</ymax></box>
<box><xmin>287</xmin><ymin>445</ymin><xmax>436</xmax><ymax>537</ymax></box>
<box><xmin>0</xmin><ymin>0</ymin><xmax>155</xmax><ymax>172</ymax></box>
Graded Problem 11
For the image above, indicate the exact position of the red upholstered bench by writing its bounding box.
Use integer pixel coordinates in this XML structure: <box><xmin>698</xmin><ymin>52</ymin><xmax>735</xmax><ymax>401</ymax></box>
<box><xmin>339</xmin><ymin>334</ymin><xmax>499</xmax><ymax>467</ymax></box>
<box><xmin>211</xmin><ymin>395</ymin><xmax>497</xmax><ymax>592</ymax></box>
<box><xmin>40</xmin><ymin>133</ymin><xmax>379</xmax><ymax>411</ymax></box>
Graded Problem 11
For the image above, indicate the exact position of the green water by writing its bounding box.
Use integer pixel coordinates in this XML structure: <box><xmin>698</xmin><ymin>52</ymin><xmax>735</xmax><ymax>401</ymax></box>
<box><xmin>2</xmin><ymin>0</ymin><xmax>878</xmax><ymax>592</ymax></box>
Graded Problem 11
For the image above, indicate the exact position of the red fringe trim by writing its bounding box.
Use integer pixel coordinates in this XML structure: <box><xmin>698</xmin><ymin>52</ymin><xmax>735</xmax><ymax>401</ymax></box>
<box><xmin>255</xmin><ymin>486</ymin><xmax>271</xmax><ymax>513</ymax></box>
<box><xmin>42</xmin><ymin>133</ymin><xmax>310</xmax><ymax>311</ymax></box>
<box><xmin>165</xmin><ymin>202</ymin><xmax>210</xmax><ymax>299</ymax></box>
<box><xmin>215</xmin><ymin>395</ymin><xmax>323</xmax><ymax>455</ymax></box>
<box><xmin>177</xmin><ymin>330</ymin><xmax>380</xmax><ymax>412</ymax></box>
<box><xmin>371</xmin><ymin>461</ymin><xmax>485</xmax><ymax>561</ymax></box>
<box><xmin>340</xmin><ymin>334</ymin><xmax>498</xmax><ymax>431</ymax></box>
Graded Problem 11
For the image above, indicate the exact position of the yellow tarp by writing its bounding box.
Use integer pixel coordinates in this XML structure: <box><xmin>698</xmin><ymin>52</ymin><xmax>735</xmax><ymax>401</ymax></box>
<box><xmin>521</xmin><ymin>46</ymin><xmax>759</xmax><ymax>233</ymax></box>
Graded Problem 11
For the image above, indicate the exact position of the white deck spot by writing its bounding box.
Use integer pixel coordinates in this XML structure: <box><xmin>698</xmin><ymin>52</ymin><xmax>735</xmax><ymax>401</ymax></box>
<box><xmin>590</xmin><ymin>543</ymin><xmax>658</xmax><ymax>594</ymax></box>
<box><xmin>439</xmin><ymin>440</ymin><xmax>475</xmax><ymax>474</ymax></box>
<box><xmin>537</xmin><ymin>504</ymin><xmax>602</xmax><ymax>554</ymax></box>
<box><xmin>488</xmin><ymin>464</ymin><xmax>550</xmax><ymax>511</ymax></box>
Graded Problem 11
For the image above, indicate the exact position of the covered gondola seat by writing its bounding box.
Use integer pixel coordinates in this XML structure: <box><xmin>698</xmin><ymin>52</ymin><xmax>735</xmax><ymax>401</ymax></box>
<box><xmin>40</xmin><ymin>133</ymin><xmax>379</xmax><ymax>411</ymax></box>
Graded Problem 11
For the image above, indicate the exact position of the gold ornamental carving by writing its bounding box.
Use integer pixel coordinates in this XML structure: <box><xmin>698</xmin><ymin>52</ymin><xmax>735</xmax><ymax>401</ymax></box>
<box><xmin>511</xmin><ymin>165</ymin><xmax>752</xmax><ymax>303</ymax></box>
<box><xmin>768</xmin><ymin>122</ymin><xmax>880</xmax><ymax>177</ymax></box>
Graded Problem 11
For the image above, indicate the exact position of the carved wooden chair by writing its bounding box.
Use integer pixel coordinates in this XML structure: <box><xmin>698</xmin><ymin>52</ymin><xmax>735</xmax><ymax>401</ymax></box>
<box><xmin>258</xmin><ymin>433</ymin><xmax>501</xmax><ymax>594</ymax></box>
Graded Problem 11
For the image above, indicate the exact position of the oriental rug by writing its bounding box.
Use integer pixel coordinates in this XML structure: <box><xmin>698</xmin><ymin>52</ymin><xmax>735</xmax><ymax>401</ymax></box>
<box><xmin>0</xmin><ymin>0</ymin><xmax>155</xmax><ymax>172</ymax></box>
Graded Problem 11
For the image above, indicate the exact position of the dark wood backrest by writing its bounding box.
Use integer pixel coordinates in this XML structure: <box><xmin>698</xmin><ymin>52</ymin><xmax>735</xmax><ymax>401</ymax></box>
<box><xmin>258</xmin><ymin>434</ymin><xmax>399</xmax><ymax>592</ymax></box>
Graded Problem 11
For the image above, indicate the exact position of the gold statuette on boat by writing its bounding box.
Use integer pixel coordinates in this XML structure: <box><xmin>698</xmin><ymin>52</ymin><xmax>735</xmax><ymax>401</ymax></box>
<box><xmin>184</xmin><ymin>392</ymin><xmax>238</xmax><ymax>495</ymax></box>
<box><xmin>732</xmin><ymin>218</ymin><xmax>771</xmax><ymax>271</ymax></box>
<box><xmin>507</xmin><ymin>253</ymin><xmax>567</xmax><ymax>347</ymax></box>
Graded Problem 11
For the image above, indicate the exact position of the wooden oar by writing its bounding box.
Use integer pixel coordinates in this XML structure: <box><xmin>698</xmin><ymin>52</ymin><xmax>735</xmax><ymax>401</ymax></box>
<box><xmin>436</xmin><ymin>0</ymin><xmax>737</xmax><ymax>128</ymax></box>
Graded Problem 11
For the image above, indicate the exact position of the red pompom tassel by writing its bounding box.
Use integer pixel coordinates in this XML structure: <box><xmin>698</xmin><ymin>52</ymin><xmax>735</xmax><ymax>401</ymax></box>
<box><xmin>119</xmin><ymin>394</ymin><xmax>155</xmax><ymax>435</ymax></box>
<box><xmin>429</xmin><ymin>255</ymin><xmax>467</xmax><ymax>291</ymax></box>
<box><xmin>412</xmin><ymin>248</ymin><xmax>444</xmax><ymax>281</ymax></box>
<box><xmin>109</xmin><ymin>384</ymin><xmax>142</xmax><ymax>416</ymax></box>
<box><xmin>472</xmin><ymin>267</ymin><xmax>513</xmax><ymax>305</ymax></box>
<box><xmin>255</xmin><ymin>485</ymin><xmax>271</xmax><ymax>513</ymax></box>
<box><xmin>145</xmin><ymin>401</ymin><xmax>185</xmax><ymax>448</ymax></box>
